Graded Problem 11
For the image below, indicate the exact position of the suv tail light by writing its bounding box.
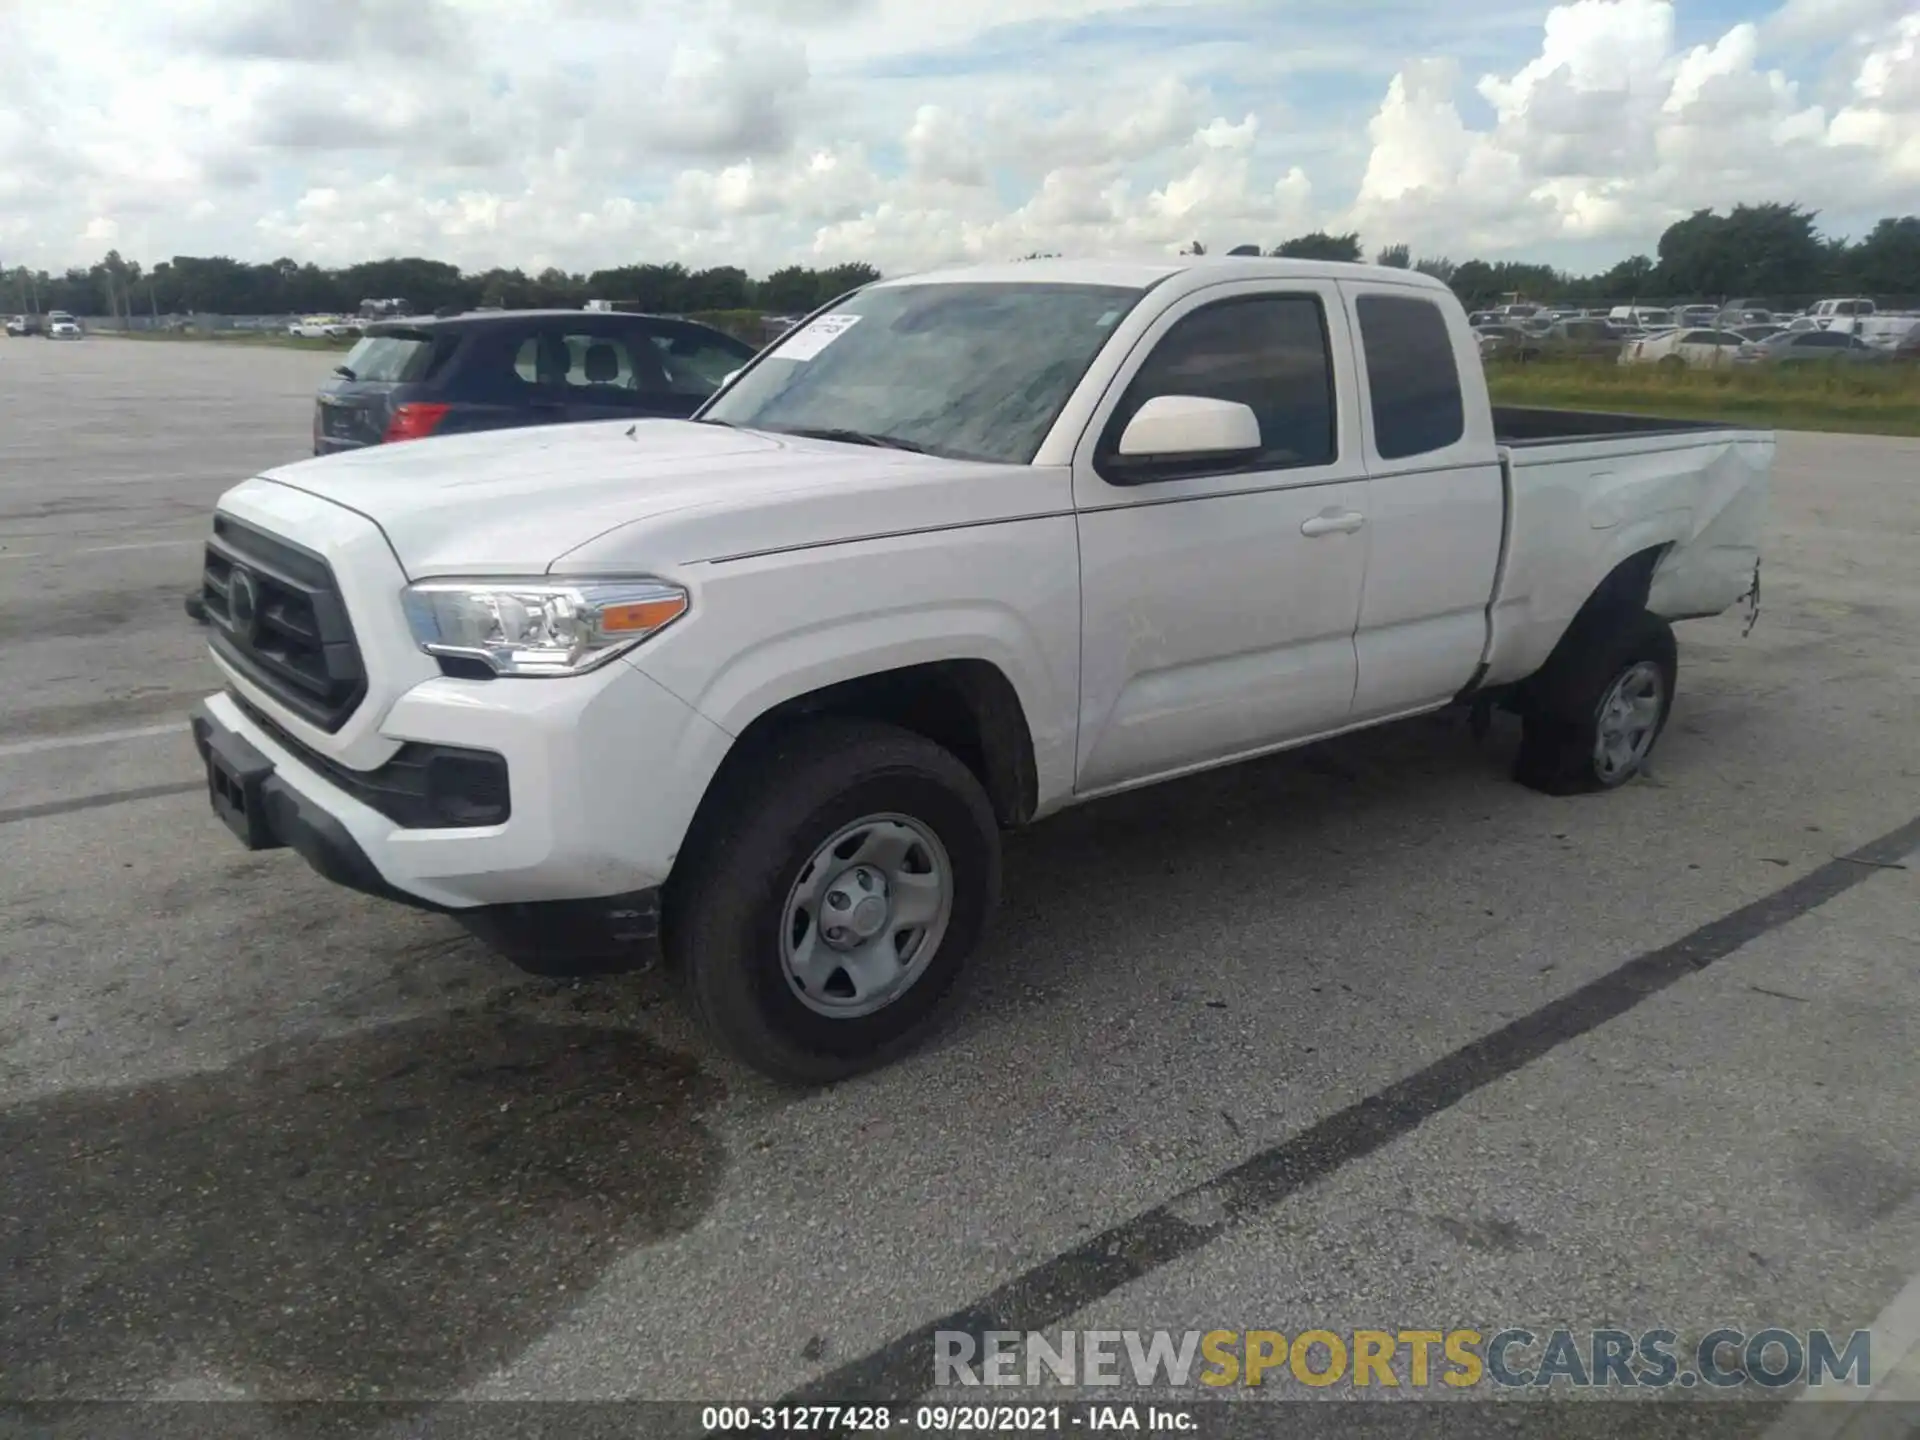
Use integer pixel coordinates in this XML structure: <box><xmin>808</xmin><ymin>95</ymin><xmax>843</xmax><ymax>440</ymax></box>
<box><xmin>384</xmin><ymin>403</ymin><xmax>450</xmax><ymax>443</ymax></box>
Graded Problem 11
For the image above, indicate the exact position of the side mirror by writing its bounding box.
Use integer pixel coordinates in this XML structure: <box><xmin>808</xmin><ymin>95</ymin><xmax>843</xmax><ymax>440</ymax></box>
<box><xmin>1116</xmin><ymin>395</ymin><xmax>1261</xmax><ymax>460</ymax></box>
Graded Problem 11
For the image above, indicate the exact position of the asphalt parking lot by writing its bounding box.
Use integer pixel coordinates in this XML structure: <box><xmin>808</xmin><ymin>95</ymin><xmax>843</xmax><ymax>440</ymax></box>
<box><xmin>2</xmin><ymin>335</ymin><xmax>1917</xmax><ymax>1432</ymax></box>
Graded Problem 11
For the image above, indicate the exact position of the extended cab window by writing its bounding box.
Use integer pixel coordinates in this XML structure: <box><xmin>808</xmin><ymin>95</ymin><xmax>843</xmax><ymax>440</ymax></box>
<box><xmin>1101</xmin><ymin>295</ymin><xmax>1336</xmax><ymax>479</ymax></box>
<box><xmin>1355</xmin><ymin>294</ymin><xmax>1464</xmax><ymax>461</ymax></box>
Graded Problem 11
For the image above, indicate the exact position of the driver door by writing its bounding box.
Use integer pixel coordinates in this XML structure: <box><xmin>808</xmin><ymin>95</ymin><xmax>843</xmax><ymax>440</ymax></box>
<box><xmin>1071</xmin><ymin>281</ymin><xmax>1371</xmax><ymax>794</ymax></box>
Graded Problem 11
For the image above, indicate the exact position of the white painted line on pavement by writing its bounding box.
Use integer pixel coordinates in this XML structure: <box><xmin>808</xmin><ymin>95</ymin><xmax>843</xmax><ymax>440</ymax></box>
<box><xmin>0</xmin><ymin>721</ymin><xmax>186</xmax><ymax>759</ymax></box>
<box><xmin>79</xmin><ymin>538</ymin><xmax>202</xmax><ymax>554</ymax></box>
<box><xmin>0</xmin><ymin>537</ymin><xmax>200</xmax><ymax>561</ymax></box>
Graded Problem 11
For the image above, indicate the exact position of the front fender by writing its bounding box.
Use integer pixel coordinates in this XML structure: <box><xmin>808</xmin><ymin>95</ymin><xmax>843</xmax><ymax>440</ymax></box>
<box><xmin>628</xmin><ymin>518</ymin><xmax>1083</xmax><ymax>814</ymax></box>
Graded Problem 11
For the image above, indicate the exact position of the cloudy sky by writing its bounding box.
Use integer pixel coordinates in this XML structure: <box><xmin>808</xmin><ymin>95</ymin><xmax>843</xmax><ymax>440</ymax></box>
<box><xmin>0</xmin><ymin>0</ymin><xmax>1914</xmax><ymax>277</ymax></box>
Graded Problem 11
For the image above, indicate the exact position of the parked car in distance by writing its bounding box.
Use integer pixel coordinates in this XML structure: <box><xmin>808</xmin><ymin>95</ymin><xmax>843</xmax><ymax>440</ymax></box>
<box><xmin>189</xmin><ymin>256</ymin><xmax>1773</xmax><ymax>1081</ymax></box>
<box><xmin>1676</xmin><ymin>305</ymin><xmax>1720</xmax><ymax>328</ymax></box>
<box><xmin>1620</xmin><ymin>327</ymin><xmax>1746</xmax><ymax>368</ymax></box>
<box><xmin>1737</xmin><ymin>329</ymin><xmax>1884</xmax><ymax>365</ymax></box>
<box><xmin>289</xmin><ymin>315</ymin><xmax>357</xmax><ymax>339</ymax></box>
<box><xmin>1808</xmin><ymin>298</ymin><xmax>1875</xmax><ymax>331</ymax></box>
<box><xmin>1732</xmin><ymin>324</ymin><xmax>1786</xmax><ymax>343</ymax></box>
<box><xmin>1474</xmin><ymin>324</ymin><xmax>1535</xmax><ymax>360</ymax></box>
<box><xmin>311</xmin><ymin>308</ymin><xmax>758</xmax><ymax>455</ymax></box>
<box><xmin>1609</xmin><ymin>305</ymin><xmax>1675</xmax><ymax>329</ymax></box>
<box><xmin>1534</xmin><ymin>318</ymin><xmax>1628</xmax><ymax>361</ymax></box>
<box><xmin>1481</xmin><ymin>319</ymin><xmax>1626</xmax><ymax>363</ymax></box>
<box><xmin>1856</xmin><ymin>315</ymin><xmax>1919</xmax><ymax>351</ymax></box>
<box><xmin>47</xmin><ymin>313</ymin><xmax>81</xmax><ymax>339</ymax></box>
<box><xmin>4</xmin><ymin>314</ymin><xmax>36</xmax><ymax>337</ymax></box>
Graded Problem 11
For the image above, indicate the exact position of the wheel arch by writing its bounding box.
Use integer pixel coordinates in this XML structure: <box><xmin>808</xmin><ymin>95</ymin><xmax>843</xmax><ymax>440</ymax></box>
<box><xmin>681</xmin><ymin>657</ymin><xmax>1041</xmax><ymax>848</ymax></box>
<box><xmin>1522</xmin><ymin>543</ymin><xmax>1672</xmax><ymax>696</ymax></box>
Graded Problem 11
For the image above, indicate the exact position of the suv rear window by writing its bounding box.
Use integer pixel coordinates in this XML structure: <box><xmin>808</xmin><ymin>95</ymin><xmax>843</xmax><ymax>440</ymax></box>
<box><xmin>1355</xmin><ymin>294</ymin><xmax>1465</xmax><ymax>460</ymax></box>
<box><xmin>341</xmin><ymin>333</ymin><xmax>438</xmax><ymax>383</ymax></box>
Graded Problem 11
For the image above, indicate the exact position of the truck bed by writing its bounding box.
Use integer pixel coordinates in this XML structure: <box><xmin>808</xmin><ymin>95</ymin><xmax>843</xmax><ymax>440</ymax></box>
<box><xmin>1492</xmin><ymin>405</ymin><xmax>1748</xmax><ymax>446</ymax></box>
<box><xmin>1481</xmin><ymin>409</ymin><xmax>1774</xmax><ymax>689</ymax></box>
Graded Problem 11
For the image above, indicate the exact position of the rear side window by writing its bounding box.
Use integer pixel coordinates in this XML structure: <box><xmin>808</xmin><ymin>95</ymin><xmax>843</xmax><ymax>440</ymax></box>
<box><xmin>510</xmin><ymin>330</ymin><xmax>674</xmax><ymax>393</ymax></box>
<box><xmin>635</xmin><ymin>324</ymin><xmax>752</xmax><ymax>397</ymax></box>
<box><xmin>1101</xmin><ymin>295</ymin><xmax>1336</xmax><ymax>478</ymax></box>
<box><xmin>1355</xmin><ymin>294</ymin><xmax>1464</xmax><ymax>461</ymax></box>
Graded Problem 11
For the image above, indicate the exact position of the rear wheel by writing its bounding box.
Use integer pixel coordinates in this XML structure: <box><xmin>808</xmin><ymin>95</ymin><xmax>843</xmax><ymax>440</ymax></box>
<box><xmin>666</xmin><ymin>718</ymin><xmax>1000</xmax><ymax>1085</ymax></box>
<box><xmin>1515</xmin><ymin>612</ymin><xmax>1677</xmax><ymax>795</ymax></box>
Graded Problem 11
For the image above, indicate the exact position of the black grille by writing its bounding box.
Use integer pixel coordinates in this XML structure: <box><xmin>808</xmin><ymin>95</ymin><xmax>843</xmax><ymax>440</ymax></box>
<box><xmin>232</xmin><ymin>693</ymin><xmax>510</xmax><ymax>829</ymax></box>
<box><xmin>202</xmin><ymin>516</ymin><xmax>366</xmax><ymax>732</ymax></box>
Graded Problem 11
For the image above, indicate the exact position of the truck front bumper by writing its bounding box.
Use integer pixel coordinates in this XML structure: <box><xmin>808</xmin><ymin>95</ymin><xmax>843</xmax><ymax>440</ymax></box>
<box><xmin>188</xmin><ymin>664</ymin><xmax>733</xmax><ymax>966</ymax></box>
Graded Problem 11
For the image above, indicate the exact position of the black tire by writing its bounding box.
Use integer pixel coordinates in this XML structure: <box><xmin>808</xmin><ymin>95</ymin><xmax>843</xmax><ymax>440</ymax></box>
<box><xmin>666</xmin><ymin>718</ymin><xmax>1000</xmax><ymax>1085</ymax></box>
<box><xmin>183</xmin><ymin>588</ymin><xmax>207</xmax><ymax>623</ymax></box>
<box><xmin>1514</xmin><ymin>611</ymin><xmax>1677</xmax><ymax>796</ymax></box>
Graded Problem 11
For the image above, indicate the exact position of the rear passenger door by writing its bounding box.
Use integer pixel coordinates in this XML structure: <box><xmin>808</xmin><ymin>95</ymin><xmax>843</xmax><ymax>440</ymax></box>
<box><xmin>1341</xmin><ymin>283</ymin><xmax>1505</xmax><ymax>721</ymax></box>
<box><xmin>1071</xmin><ymin>280</ymin><xmax>1371</xmax><ymax>793</ymax></box>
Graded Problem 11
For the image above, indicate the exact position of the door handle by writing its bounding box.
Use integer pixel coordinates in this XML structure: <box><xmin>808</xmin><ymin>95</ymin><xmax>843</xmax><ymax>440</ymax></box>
<box><xmin>1300</xmin><ymin>511</ymin><xmax>1366</xmax><ymax>537</ymax></box>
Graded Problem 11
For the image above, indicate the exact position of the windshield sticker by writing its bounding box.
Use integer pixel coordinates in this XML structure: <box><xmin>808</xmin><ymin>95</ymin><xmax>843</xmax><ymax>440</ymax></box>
<box><xmin>774</xmin><ymin>313</ymin><xmax>863</xmax><ymax>361</ymax></box>
<box><xmin>1097</xmin><ymin>310</ymin><xmax>1123</xmax><ymax>327</ymax></box>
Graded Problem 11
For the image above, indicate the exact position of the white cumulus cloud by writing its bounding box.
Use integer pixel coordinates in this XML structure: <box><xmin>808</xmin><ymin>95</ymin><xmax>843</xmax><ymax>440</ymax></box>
<box><xmin>0</xmin><ymin>0</ymin><xmax>1913</xmax><ymax>276</ymax></box>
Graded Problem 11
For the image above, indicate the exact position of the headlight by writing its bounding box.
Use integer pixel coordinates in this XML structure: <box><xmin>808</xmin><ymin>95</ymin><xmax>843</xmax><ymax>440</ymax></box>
<box><xmin>401</xmin><ymin>579</ymin><xmax>688</xmax><ymax>677</ymax></box>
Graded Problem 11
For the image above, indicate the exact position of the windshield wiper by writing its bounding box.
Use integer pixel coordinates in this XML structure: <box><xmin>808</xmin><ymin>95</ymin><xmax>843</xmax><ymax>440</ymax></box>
<box><xmin>779</xmin><ymin>426</ymin><xmax>930</xmax><ymax>454</ymax></box>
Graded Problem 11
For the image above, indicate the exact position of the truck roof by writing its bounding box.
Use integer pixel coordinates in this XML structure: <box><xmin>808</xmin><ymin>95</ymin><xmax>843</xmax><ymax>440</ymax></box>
<box><xmin>874</xmin><ymin>255</ymin><xmax>1454</xmax><ymax>294</ymax></box>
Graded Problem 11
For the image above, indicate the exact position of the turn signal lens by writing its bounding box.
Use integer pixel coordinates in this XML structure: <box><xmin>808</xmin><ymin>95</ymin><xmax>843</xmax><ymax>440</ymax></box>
<box><xmin>598</xmin><ymin>596</ymin><xmax>689</xmax><ymax>634</ymax></box>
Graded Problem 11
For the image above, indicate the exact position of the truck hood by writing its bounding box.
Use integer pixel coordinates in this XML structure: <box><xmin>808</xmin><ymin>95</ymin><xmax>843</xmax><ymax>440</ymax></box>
<box><xmin>252</xmin><ymin>419</ymin><xmax>1056</xmax><ymax>577</ymax></box>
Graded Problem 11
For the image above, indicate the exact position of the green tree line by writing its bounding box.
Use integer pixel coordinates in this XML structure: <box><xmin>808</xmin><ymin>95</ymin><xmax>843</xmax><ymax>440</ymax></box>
<box><xmin>1</xmin><ymin>255</ymin><xmax>883</xmax><ymax>322</ymax></box>
<box><xmin>1248</xmin><ymin>206</ymin><xmax>1918</xmax><ymax>309</ymax></box>
<box><xmin>6</xmin><ymin>204</ymin><xmax>1914</xmax><ymax>320</ymax></box>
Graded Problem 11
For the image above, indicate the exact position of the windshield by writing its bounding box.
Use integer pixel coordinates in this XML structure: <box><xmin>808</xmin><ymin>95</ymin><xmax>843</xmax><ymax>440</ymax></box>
<box><xmin>700</xmin><ymin>281</ymin><xmax>1144</xmax><ymax>464</ymax></box>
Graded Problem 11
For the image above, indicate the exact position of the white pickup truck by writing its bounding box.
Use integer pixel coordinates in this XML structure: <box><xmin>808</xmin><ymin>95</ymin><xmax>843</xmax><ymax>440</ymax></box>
<box><xmin>190</xmin><ymin>257</ymin><xmax>1771</xmax><ymax>1081</ymax></box>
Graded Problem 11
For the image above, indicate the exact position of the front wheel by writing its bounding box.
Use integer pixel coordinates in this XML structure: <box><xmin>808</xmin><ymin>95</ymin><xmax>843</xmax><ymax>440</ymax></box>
<box><xmin>1515</xmin><ymin>612</ymin><xmax>1677</xmax><ymax>795</ymax></box>
<box><xmin>666</xmin><ymin>718</ymin><xmax>1000</xmax><ymax>1085</ymax></box>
